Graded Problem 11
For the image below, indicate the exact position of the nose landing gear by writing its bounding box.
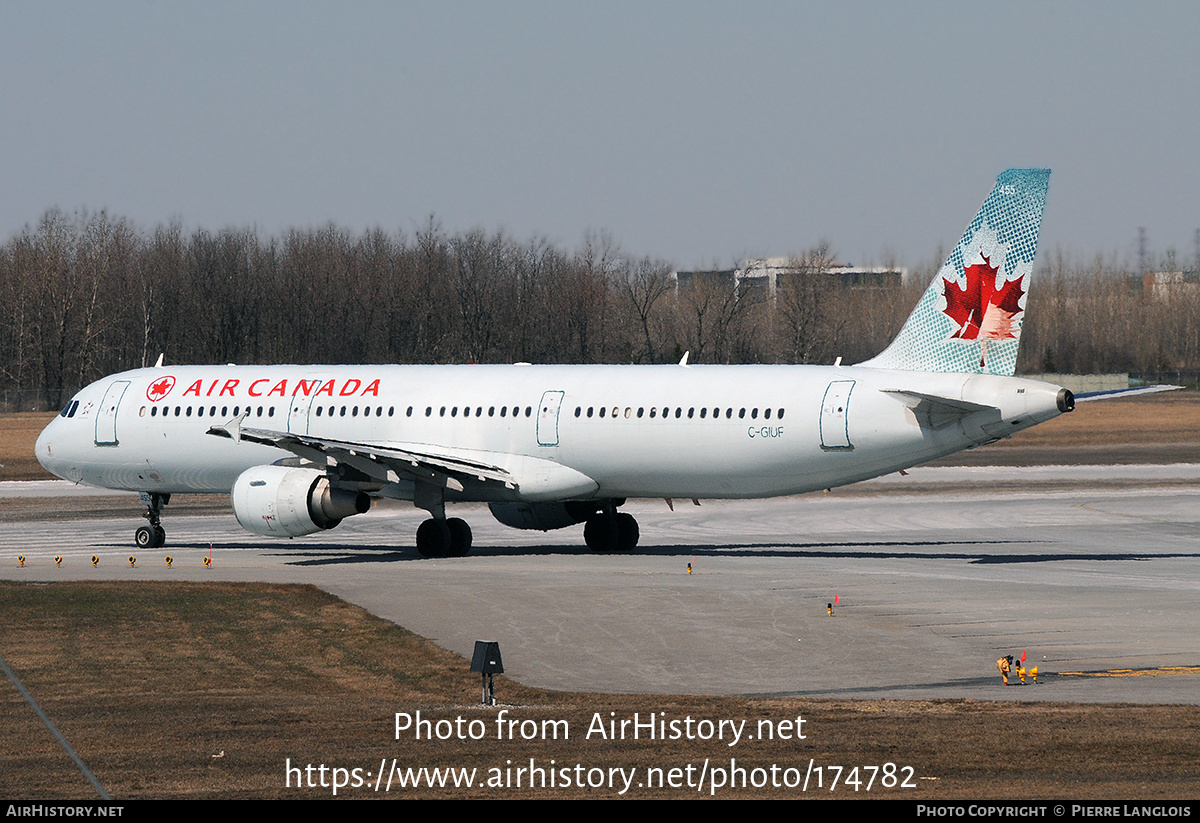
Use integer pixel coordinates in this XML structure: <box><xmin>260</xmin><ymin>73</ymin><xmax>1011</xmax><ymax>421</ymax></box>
<box><xmin>135</xmin><ymin>492</ymin><xmax>169</xmax><ymax>549</ymax></box>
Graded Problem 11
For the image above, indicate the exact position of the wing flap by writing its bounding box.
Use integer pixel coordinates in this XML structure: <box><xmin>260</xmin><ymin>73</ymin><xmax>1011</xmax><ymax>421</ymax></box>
<box><xmin>207</xmin><ymin>423</ymin><xmax>516</xmax><ymax>491</ymax></box>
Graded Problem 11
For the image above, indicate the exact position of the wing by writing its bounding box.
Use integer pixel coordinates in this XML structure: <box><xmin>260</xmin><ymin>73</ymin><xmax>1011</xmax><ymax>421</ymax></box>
<box><xmin>207</xmin><ymin>419</ymin><xmax>515</xmax><ymax>494</ymax></box>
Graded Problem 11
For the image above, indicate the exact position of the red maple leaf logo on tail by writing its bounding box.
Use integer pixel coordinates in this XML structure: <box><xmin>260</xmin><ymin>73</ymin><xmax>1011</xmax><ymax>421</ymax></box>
<box><xmin>941</xmin><ymin>254</ymin><xmax>1024</xmax><ymax>341</ymax></box>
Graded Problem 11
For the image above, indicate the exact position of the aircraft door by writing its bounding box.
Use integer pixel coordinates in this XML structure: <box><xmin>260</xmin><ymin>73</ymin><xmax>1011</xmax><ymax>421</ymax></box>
<box><xmin>536</xmin><ymin>390</ymin><xmax>565</xmax><ymax>447</ymax></box>
<box><xmin>288</xmin><ymin>377</ymin><xmax>327</xmax><ymax>435</ymax></box>
<box><xmin>820</xmin><ymin>380</ymin><xmax>855</xmax><ymax>451</ymax></box>
<box><xmin>95</xmin><ymin>380</ymin><xmax>131</xmax><ymax>445</ymax></box>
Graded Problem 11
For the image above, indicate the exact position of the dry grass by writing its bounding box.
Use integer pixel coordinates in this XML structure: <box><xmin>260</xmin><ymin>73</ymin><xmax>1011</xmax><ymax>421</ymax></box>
<box><xmin>2</xmin><ymin>412</ymin><xmax>57</xmax><ymax>480</ymax></box>
<box><xmin>2</xmin><ymin>581</ymin><xmax>1198</xmax><ymax>800</ymax></box>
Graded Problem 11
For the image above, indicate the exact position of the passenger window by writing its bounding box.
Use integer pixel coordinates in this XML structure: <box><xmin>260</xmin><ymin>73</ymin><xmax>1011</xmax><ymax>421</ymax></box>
<box><xmin>738</xmin><ymin>408</ymin><xmax>746</xmax><ymax>419</ymax></box>
<box><xmin>268</xmin><ymin>407</ymin><xmax>275</xmax><ymax>417</ymax></box>
<box><xmin>363</xmin><ymin>406</ymin><xmax>370</xmax><ymax>417</ymax></box>
<box><xmin>489</xmin><ymin>407</ymin><xmax>496</xmax><ymax>417</ymax></box>
<box><xmin>778</xmin><ymin>408</ymin><xmax>785</xmax><ymax>420</ymax></box>
<box><xmin>352</xmin><ymin>406</ymin><xmax>359</xmax><ymax>417</ymax></box>
<box><xmin>649</xmin><ymin>408</ymin><xmax>657</xmax><ymax>418</ymax></box>
<box><xmin>764</xmin><ymin>408</ymin><xmax>771</xmax><ymax>419</ymax></box>
<box><xmin>500</xmin><ymin>406</ymin><xmax>507</xmax><ymax>417</ymax></box>
<box><xmin>587</xmin><ymin>407</ymin><xmax>593</xmax><ymax>418</ymax></box>
<box><xmin>139</xmin><ymin>406</ymin><xmax>146</xmax><ymax>417</ymax></box>
<box><xmin>476</xmin><ymin>406</ymin><xmax>483</xmax><ymax>417</ymax></box>
<box><xmin>525</xmin><ymin>407</ymin><xmax>532</xmax><ymax>417</ymax></box>
<box><xmin>637</xmin><ymin>408</ymin><xmax>644</xmax><ymax>418</ymax></box>
<box><xmin>316</xmin><ymin>407</ymin><xmax>323</xmax><ymax>416</ymax></box>
<box><xmin>574</xmin><ymin>407</ymin><xmax>581</xmax><ymax>417</ymax></box>
<box><xmin>687</xmin><ymin>408</ymin><xmax>694</xmax><ymax>418</ymax></box>
<box><xmin>150</xmin><ymin>406</ymin><xmax>157</xmax><ymax>417</ymax></box>
<box><xmin>186</xmin><ymin>406</ymin><xmax>192</xmax><ymax>417</ymax></box>
<box><xmin>751</xmin><ymin>408</ymin><xmax>758</xmax><ymax>419</ymax></box>
<box><xmin>624</xmin><ymin>408</ymin><xmax>631</xmax><ymax>419</ymax></box>
<box><xmin>210</xmin><ymin>406</ymin><xmax>217</xmax><ymax>416</ymax></box>
<box><xmin>675</xmin><ymin>408</ymin><xmax>682</xmax><ymax>419</ymax></box>
<box><xmin>600</xmin><ymin>407</ymin><xmax>606</xmax><ymax>418</ymax></box>
<box><xmin>425</xmin><ymin>407</ymin><xmax>432</xmax><ymax>417</ymax></box>
<box><xmin>338</xmin><ymin>406</ymin><xmax>345</xmax><ymax>417</ymax></box>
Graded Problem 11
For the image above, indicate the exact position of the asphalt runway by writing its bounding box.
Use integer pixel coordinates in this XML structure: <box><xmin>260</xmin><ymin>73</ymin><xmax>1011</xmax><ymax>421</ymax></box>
<box><xmin>3</xmin><ymin>466</ymin><xmax>1199</xmax><ymax>704</ymax></box>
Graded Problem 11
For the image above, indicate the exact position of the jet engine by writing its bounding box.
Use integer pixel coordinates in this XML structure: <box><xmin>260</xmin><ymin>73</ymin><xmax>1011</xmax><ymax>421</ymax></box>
<box><xmin>488</xmin><ymin>501</ymin><xmax>599</xmax><ymax>531</ymax></box>
<box><xmin>232</xmin><ymin>465</ymin><xmax>370</xmax><ymax>537</ymax></box>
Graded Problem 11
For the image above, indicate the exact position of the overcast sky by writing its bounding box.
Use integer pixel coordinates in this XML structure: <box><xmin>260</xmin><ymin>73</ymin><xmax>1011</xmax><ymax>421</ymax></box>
<box><xmin>2</xmin><ymin>2</ymin><xmax>1197</xmax><ymax>271</ymax></box>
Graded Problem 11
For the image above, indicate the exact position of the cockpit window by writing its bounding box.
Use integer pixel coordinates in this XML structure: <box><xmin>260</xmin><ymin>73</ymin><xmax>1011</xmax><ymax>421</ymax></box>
<box><xmin>60</xmin><ymin>400</ymin><xmax>79</xmax><ymax>418</ymax></box>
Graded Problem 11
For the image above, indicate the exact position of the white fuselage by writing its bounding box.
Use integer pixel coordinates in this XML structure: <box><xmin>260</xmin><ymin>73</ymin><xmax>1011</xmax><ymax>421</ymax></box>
<box><xmin>35</xmin><ymin>363</ymin><xmax>1066</xmax><ymax>503</ymax></box>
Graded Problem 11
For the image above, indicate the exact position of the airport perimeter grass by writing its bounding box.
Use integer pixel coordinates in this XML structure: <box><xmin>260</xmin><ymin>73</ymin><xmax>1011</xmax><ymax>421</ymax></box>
<box><xmin>2</xmin><ymin>581</ymin><xmax>1198</xmax><ymax>800</ymax></box>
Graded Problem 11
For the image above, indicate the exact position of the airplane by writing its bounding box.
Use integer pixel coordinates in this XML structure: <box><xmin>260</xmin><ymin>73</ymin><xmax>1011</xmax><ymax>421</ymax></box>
<box><xmin>36</xmin><ymin>168</ymin><xmax>1077</xmax><ymax>558</ymax></box>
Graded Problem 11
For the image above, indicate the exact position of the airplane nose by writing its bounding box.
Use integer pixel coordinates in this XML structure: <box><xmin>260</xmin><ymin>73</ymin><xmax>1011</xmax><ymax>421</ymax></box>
<box><xmin>35</xmin><ymin>417</ymin><xmax>68</xmax><ymax>479</ymax></box>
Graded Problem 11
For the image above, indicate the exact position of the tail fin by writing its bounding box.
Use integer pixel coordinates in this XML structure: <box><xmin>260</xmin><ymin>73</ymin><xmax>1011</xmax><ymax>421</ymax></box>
<box><xmin>860</xmin><ymin>168</ymin><xmax>1050</xmax><ymax>376</ymax></box>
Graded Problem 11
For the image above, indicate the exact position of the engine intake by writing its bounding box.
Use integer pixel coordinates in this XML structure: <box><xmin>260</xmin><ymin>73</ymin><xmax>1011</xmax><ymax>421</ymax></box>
<box><xmin>232</xmin><ymin>465</ymin><xmax>369</xmax><ymax>537</ymax></box>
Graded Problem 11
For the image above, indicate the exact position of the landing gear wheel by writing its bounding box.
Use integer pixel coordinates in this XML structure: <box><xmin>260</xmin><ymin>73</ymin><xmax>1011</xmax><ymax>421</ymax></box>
<box><xmin>416</xmin><ymin>518</ymin><xmax>452</xmax><ymax>558</ymax></box>
<box><xmin>137</xmin><ymin>492</ymin><xmax>169</xmax><ymax>549</ymax></box>
<box><xmin>615</xmin><ymin>513</ymin><xmax>639</xmax><ymax>552</ymax></box>
<box><xmin>135</xmin><ymin>525</ymin><xmax>166</xmax><ymax>549</ymax></box>
<box><xmin>446</xmin><ymin>517</ymin><xmax>473</xmax><ymax>557</ymax></box>
<box><xmin>584</xmin><ymin>513</ymin><xmax>619</xmax><ymax>553</ymax></box>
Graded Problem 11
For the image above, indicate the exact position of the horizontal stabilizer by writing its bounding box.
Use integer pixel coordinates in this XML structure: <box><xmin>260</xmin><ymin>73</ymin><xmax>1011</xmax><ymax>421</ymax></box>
<box><xmin>1075</xmin><ymin>385</ymin><xmax>1182</xmax><ymax>402</ymax></box>
<box><xmin>881</xmin><ymin>389</ymin><xmax>998</xmax><ymax>431</ymax></box>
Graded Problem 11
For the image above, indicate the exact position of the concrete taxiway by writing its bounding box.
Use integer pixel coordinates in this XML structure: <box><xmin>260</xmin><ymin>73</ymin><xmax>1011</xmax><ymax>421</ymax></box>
<box><xmin>3</xmin><ymin>466</ymin><xmax>1199</xmax><ymax>703</ymax></box>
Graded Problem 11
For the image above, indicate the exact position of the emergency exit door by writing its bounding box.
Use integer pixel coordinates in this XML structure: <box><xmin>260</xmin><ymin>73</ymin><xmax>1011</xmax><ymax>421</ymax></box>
<box><xmin>820</xmin><ymin>380</ymin><xmax>855</xmax><ymax>451</ymax></box>
<box><xmin>537</xmin><ymin>390</ymin><xmax>565</xmax><ymax>446</ymax></box>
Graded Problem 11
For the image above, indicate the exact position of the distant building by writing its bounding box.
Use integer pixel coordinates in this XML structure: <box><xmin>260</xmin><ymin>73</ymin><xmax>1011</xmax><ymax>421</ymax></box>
<box><xmin>1143</xmin><ymin>270</ymin><xmax>1200</xmax><ymax>300</ymax></box>
<box><xmin>673</xmin><ymin>257</ymin><xmax>907</xmax><ymax>299</ymax></box>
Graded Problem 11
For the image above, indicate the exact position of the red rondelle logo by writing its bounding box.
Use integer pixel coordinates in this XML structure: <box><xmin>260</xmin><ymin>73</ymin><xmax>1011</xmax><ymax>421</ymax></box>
<box><xmin>147</xmin><ymin>376</ymin><xmax>176</xmax><ymax>402</ymax></box>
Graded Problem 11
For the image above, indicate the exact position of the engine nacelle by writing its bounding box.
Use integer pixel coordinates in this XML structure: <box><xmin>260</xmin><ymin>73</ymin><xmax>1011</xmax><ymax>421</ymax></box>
<box><xmin>488</xmin><ymin>501</ymin><xmax>599</xmax><ymax>531</ymax></box>
<box><xmin>232</xmin><ymin>465</ymin><xmax>370</xmax><ymax>537</ymax></box>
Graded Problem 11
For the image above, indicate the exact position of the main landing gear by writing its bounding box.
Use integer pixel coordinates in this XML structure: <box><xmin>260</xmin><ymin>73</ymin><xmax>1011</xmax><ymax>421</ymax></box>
<box><xmin>415</xmin><ymin>517</ymin><xmax>473</xmax><ymax>558</ymax></box>
<box><xmin>135</xmin><ymin>492</ymin><xmax>169</xmax><ymax>549</ymax></box>
<box><xmin>583</xmin><ymin>509</ymin><xmax>639</xmax><ymax>553</ymax></box>
<box><xmin>413</xmin><ymin>482</ymin><xmax>473</xmax><ymax>558</ymax></box>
